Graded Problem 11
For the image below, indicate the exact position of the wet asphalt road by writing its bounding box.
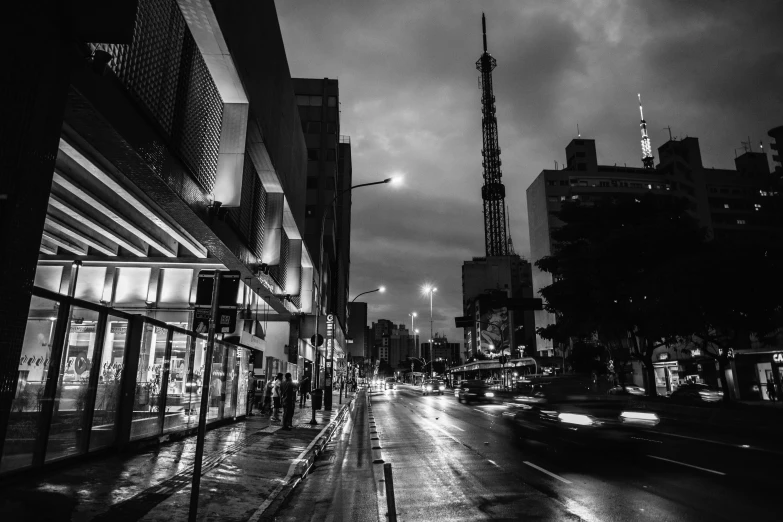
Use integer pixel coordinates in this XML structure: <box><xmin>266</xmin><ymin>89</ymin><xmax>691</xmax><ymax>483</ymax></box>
<box><xmin>365</xmin><ymin>384</ymin><xmax>781</xmax><ymax>522</ymax></box>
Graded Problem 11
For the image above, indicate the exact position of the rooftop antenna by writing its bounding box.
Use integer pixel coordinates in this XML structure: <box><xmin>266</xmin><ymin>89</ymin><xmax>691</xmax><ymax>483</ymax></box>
<box><xmin>740</xmin><ymin>139</ymin><xmax>751</xmax><ymax>154</ymax></box>
<box><xmin>577</xmin><ymin>123</ymin><xmax>581</xmax><ymax>137</ymax></box>
<box><xmin>638</xmin><ymin>93</ymin><xmax>654</xmax><ymax>168</ymax></box>
<box><xmin>663</xmin><ymin>126</ymin><xmax>676</xmax><ymax>141</ymax></box>
<box><xmin>759</xmin><ymin>140</ymin><xmax>764</xmax><ymax>152</ymax></box>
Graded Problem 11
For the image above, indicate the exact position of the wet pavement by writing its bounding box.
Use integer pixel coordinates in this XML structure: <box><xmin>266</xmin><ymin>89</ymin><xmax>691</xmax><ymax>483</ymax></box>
<box><xmin>0</xmin><ymin>391</ymin><xmax>354</xmax><ymax>522</ymax></box>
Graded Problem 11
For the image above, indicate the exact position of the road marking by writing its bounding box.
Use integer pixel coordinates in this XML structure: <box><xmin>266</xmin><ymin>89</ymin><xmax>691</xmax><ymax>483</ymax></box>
<box><xmin>487</xmin><ymin>459</ymin><xmax>501</xmax><ymax>468</ymax></box>
<box><xmin>473</xmin><ymin>408</ymin><xmax>499</xmax><ymax>418</ymax></box>
<box><xmin>447</xmin><ymin>424</ymin><xmax>465</xmax><ymax>432</ymax></box>
<box><xmin>631</xmin><ymin>436</ymin><xmax>663</xmax><ymax>444</ymax></box>
<box><xmin>523</xmin><ymin>461</ymin><xmax>572</xmax><ymax>484</ymax></box>
<box><xmin>647</xmin><ymin>455</ymin><xmax>726</xmax><ymax>476</ymax></box>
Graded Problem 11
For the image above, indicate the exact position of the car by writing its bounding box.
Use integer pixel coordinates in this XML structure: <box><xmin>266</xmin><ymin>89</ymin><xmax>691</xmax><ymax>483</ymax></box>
<box><xmin>455</xmin><ymin>379</ymin><xmax>495</xmax><ymax>404</ymax></box>
<box><xmin>669</xmin><ymin>382</ymin><xmax>723</xmax><ymax>403</ymax></box>
<box><xmin>384</xmin><ymin>377</ymin><xmax>397</xmax><ymax>390</ymax></box>
<box><xmin>503</xmin><ymin>376</ymin><xmax>660</xmax><ymax>454</ymax></box>
<box><xmin>607</xmin><ymin>385</ymin><xmax>646</xmax><ymax>396</ymax></box>
<box><xmin>422</xmin><ymin>379</ymin><xmax>446</xmax><ymax>396</ymax></box>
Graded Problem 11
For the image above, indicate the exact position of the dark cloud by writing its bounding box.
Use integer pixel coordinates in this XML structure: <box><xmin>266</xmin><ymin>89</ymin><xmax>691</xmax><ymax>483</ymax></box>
<box><xmin>277</xmin><ymin>0</ymin><xmax>783</xmax><ymax>343</ymax></box>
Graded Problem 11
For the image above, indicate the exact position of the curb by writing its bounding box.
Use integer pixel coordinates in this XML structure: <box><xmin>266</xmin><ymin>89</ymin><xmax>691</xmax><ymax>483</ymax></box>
<box><xmin>248</xmin><ymin>397</ymin><xmax>355</xmax><ymax>521</ymax></box>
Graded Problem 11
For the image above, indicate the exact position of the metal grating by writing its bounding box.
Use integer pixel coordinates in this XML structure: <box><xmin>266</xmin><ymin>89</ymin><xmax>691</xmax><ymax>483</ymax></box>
<box><xmin>227</xmin><ymin>148</ymin><xmax>258</xmax><ymax>242</ymax></box>
<box><xmin>92</xmin><ymin>0</ymin><xmax>222</xmax><ymax>193</ymax></box>
<box><xmin>271</xmin><ymin>230</ymin><xmax>289</xmax><ymax>289</ymax></box>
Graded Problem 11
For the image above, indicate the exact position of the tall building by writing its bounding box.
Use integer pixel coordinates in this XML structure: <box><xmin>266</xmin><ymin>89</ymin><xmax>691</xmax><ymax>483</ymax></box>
<box><xmin>293</xmin><ymin>78</ymin><xmax>353</xmax><ymax>403</ymax></box>
<box><xmin>462</xmin><ymin>256</ymin><xmax>536</xmax><ymax>359</ymax></box>
<box><xmin>527</xmin><ymin>133</ymin><xmax>781</xmax><ymax>355</ymax></box>
<box><xmin>1</xmin><ymin>0</ymin><xmax>327</xmax><ymax>476</ymax></box>
<box><xmin>347</xmin><ymin>301</ymin><xmax>368</xmax><ymax>359</ymax></box>
<box><xmin>370</xmin><ymin>319</ymin><xmax>411</xmax><ymax>368</ymax></box>
<box><xmin>426</xmin><ymin>334</ymin><xmax>463</xmax><ymax>366</ymax></box>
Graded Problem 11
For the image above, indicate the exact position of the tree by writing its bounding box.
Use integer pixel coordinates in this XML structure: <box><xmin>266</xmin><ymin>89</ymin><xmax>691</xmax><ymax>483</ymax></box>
<box><xmin>537</xmin><ymin>193</ymin><xmax>707</xmax><ymax>396</ymax></box>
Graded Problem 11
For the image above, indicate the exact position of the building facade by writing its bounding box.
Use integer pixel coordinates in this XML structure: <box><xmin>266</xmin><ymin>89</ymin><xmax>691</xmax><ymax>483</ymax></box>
<box><xmin>0</xmin><ymin>0</ymin><xmax>333</xmax><ymax>477</ymax></box>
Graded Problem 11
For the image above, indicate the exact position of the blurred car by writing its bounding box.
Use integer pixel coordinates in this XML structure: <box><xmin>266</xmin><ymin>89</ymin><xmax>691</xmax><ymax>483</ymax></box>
<box><xmin>607</xmin><ymin>385</ymin><xmax>646</xmax><ymax>396</ymax></box>
<box><xmin>669</xmin><ymin>383</ymin><xmax>723</xmax><ymax>403</ymax></box>
<box><xmin>503</xmin><ymin>376</ymin><xmax>660</xmax><ymax>453</ymax></box>
<box><xmin>422</xmin><ymin>379</ymin><xmax>446</xmax><ymax>396</ymax></box>
<box><xmin>455</xmin><ymin>380</ymin><xmax>495</xmax><ymax>404</ymax></box>
<box><xmin>384</xmin><ymin>377</ymin><xmax>397</xmax><ymax>390</ymax></box>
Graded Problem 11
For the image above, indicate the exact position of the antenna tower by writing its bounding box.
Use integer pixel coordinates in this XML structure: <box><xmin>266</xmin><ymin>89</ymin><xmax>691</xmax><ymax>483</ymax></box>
<box><xmin>638</xmin><ymin>94</ymin><xmax>654</xmax><ymax>169</ymax></box>
<box><xmin>477</xmin><ymin>13</ymin><xmax>508</xmax><ymax>256</ymax></box>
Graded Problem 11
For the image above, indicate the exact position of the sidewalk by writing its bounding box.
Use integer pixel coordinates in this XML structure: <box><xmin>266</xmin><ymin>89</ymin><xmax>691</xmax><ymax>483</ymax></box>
<box><xmin>0</xmin><ymin>390</ymin><xmax>357</xmax><ymax>522</ymax></box>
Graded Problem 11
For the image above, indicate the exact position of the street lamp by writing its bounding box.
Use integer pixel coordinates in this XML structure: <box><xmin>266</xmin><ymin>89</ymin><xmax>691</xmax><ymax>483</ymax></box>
<box><xmin>312</xmin><ymin>177</ymin><xmax>395</xmax><ymax>422</ymax></box>
<box><xmin>422</xmin><ymin>285</ymin><xmax>437</xmax><ymax>378</ymax></box>
<box><xmin>342</xmin><ymin>286</ymin><xmax>385</xmax><ymax>405</ymax></box>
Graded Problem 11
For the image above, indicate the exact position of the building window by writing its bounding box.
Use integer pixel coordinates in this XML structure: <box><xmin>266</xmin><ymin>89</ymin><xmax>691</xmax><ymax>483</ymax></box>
<box><xmin>547</xmin><ymin>181</ymin><xmax>556</xmax><ymax>186</ymax></box>
<box><xmin>306</xmin><ymin>177</ymin><xmax>319</xmax><ymax>189</ymax></box>
<box><xmin>296</xmin><ymin>95</ymin><xmax>310</xmax><ymax>106</ymax></box>
<box><xmin>307</xmin><ymin>121</ymin><xmax>322</xmax><ymax>134</ymax></box>
<box><xmin>577</xmin><ymin>164</ymin><xmax>586</xmax><ymax>171</ymax></box>
<box><xmin>599</xmin><ymin>181</ymin><xmax>609</xmax><ymax>187</ymax></box>
<box><xmin>547</xmin><ymin>196</ymin><xmax>559</xmax><ymax>202</ymax></box>
<box><xmin>724</xmin><ymin>204</ymin><xmax>730</xmax><ymax>209</ymax></box>
<box><xmin>307</xmin><ymin>148</ymin><xmax>319</xmax><ymax>161</ymax></box>
<box><xmin>559</xmin><ymin>180</ymin><xmax>569</xmax><ymax>186</ymax></box>
<box><xmin>326</xmin><ymin>148</ymin><xmax>337</xmax><ymax>161</ymax></box>
<box><xmin>326</xmin><ymin>123</ymin><xmax>337</xmax><ymax>134</ymax></box>
<box><xmin>310</xmin><ymin>96</ymin><xmax>323</xmax><ymax>106</ymax></box>
<box><xmin>755</xmin><ymin>203</ymin><xmax>761</xmax><ymax>211</ymax></box>
<box><xmin>737</xmin><ymin>219</ymin><xmax>746</xmax><ymax>225</ymax></box>
<box><xmin>576</xmin><ymin>152</ymin><xmax>586</xmax><ymax>158</ymax></box>
<box><xmin>327</xmin><ymin>96</ymin><xmax>337</xmax><ymax>107</ymax></box>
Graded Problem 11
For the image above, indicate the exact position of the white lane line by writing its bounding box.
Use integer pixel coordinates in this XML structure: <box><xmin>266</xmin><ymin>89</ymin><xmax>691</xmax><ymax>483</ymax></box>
<box><xmin>472</xmin><ymin>408</ymin><xmax>499</xmax><ymax>418</ymax></box>
<box><xmin>447</xmin><ymin>424</ymin><xmax>465</xmax><ymax>432</ymax></box>
<box><xmin>631</xmin><ymin>436</ymin><xmax>663</xmax><ymax>444</ymax></box>
<box><xmin>647</xmin><ymin>455</ymin><xmax>726</xmax><ymax>476</ymax></box>
<box><xmin>523</xmin><ymin>461</ymin><xmax>573</xmax><ymax>484</ymax></box>
<box><xmin>645</xmin><ymin>429</ymin><xmax>780</xmax><ymax>454</ymax></box>
<box><xmin>487</xmin><ymin>459</ymin><xmax>501</xmax><ymax>468</ymax></box>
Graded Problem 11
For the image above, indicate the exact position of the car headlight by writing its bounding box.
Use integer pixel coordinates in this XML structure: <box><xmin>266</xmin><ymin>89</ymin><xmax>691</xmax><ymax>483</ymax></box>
<box><xmin>426</xmin><ymin>386</ymin><xmax>433</xmax><ymax>391</ymax></box>
<box><xmin>485</xmin><ymin>392</ymin><xmax>495</xmax><ymax>398</ymax></box>
<box><xmin>439</xmin><ymin>386</ymin><xmax>445</xmax><ymax>390</ymax></box>
<box><xmin>558</xmin><ymin>413</ymin><xmax>594</xmax><ymax>426</ymax></box>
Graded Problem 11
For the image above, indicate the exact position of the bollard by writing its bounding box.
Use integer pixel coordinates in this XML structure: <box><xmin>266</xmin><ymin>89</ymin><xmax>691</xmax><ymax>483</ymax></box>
<box><xmin>383</xmin><ymin>462</ymin><xmax>397</xmax><ymax>522</ymax></box>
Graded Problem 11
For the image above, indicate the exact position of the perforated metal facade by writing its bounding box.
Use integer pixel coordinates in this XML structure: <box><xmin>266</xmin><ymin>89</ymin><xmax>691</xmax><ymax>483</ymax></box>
<box><xmin>93</xmin><ymin>0</ymin><xmax>223</xmax><ymax>194</ymax></box>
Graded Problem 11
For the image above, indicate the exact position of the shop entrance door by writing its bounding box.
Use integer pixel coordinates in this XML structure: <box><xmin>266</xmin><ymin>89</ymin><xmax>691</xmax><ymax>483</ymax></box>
<box><xmin>758</xmin><ymin>363</ymin><xmax>773</xmax><ymax>400</ymax></box>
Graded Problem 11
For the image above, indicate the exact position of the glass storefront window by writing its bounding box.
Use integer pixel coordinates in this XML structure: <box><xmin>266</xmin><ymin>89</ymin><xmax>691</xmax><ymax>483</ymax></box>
<box><xmin>90</xmin><ymin>316</ymin><xmax>128</xmax><ymax>450</ymax></box>
<box><xmin>46</xmin><ymin>307</ymin><xmax>100</xmax><ymax>462</ymax></box>
<box><xmin>224</xmin><ymin>346</ymin><xmax>236</xmax><ymax>419</ymax></box>
<box><xmin>0</xmin><ymin>297</ymin><xmax>59</xmax><ymax>473</ymax></box>
<box><xmin>130</xmin><ymin>324</ymin><xmax>167</xmax><ymax>440</ymax></box>
<box><xmin>236</xmin><ymin>348</ymin><xmax>249</xmax><ymax>417</ymax></box>
<box><xmin>186</xmin><ymin>337</ymin><xmax>207</xmax><ymax>428</ymax></box>
<box><xmin>163</xmin><ymin>331</ymin><xmax>193</xmax><ymax>433</ymax></box>
<box><xmin>207</xmin><ymin>342</ymin><xmax>227</xmax><ymax>423</ymax></box>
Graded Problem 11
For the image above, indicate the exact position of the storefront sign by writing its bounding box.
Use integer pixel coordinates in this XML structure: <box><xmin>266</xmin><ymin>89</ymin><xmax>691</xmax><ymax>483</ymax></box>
<box><xmin>773</xmin><ymin>353</ymin><xmax>783</xmax><ymax>363</ymax></box>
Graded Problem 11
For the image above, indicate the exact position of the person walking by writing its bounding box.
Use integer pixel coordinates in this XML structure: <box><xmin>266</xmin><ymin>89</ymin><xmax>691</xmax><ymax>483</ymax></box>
<box><xmin>299</xmin><ymin>373</ymin><xmax>311</xmax><ymax>409</ymax></box>
<box><xmin>281</xmin><ymin>373</ymin><xmax>297</xmax><ymax>430</ymax></box>
<box><xmin>271</xmin><ymin>373</ymin><xmax>282</xmax><ymax>421</ymax></box>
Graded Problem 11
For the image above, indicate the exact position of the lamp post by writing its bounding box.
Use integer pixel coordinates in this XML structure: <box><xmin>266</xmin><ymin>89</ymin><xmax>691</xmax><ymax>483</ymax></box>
<box><xmin>313</xmin><ymin>178</ymin><xmax>395</xmax><ymax>421</ymax></box>
<box><xmin>423</xmin><ymin>286</ymin><xmax>437</xmax><ymax>378</ymax></box>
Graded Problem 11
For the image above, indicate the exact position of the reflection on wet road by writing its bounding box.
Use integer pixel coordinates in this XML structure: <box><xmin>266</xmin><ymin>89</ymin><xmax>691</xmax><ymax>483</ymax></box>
<box><xmin>370</xmin><ymin>385</ymin><xmax>780</xmax><ymax>522</ymax></box>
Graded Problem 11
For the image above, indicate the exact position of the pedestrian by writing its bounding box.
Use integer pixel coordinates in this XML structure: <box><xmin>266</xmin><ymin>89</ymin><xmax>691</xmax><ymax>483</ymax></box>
<box><xmin>768</xmin><ymin>378</ymin><xmax>777</xmax><ymax>402</ymax></box>
<box><xmin>262</xmin><ymin>379</ymin><xmax>273</xmax><ymax>415</ymax></box>
<box><xmin>281</xmin><ymin>372</ymin><xmax>296</xmax><ymax>430</ymax></box>
<box><xmin>299</xmin><ymin>373</ymin><xmax>311</xmax><ymax>408</ymax></box>
<box><xmin>271</xmin><ymin>373</ymin><xmax>282</xmax><ymax>421</ymax></box>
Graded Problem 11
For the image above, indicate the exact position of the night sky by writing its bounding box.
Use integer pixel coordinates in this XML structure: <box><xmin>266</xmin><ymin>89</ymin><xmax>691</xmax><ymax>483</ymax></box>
<box><xmin>277</xmin><ymin>0</ymin><xmax>783</xmax><ymax>344</ymax></box>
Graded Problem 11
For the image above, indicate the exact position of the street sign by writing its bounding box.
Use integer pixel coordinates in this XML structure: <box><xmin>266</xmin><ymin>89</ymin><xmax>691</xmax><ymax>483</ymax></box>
<box><xmin>310</xmin><ymin>334</ymin><xmax>324</xmax><ymax>347</ymax></box>
<box><xmin>454</xmin><ymin>316</ymin><xmax>472</xmax><ymax>328</ymax></box>
<box><xmin>195</xmin><ymin>270</ymin><xmax>240</xmax><ymax>333</ymax></box>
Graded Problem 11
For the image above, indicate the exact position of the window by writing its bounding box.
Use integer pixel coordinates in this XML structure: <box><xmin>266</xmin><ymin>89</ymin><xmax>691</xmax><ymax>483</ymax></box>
<box><xmin>599</xmin><ymin>181</ymin><xmax>610</xmax><ymax>187</ymax></box>
<box><xmin>547</xmin><ymin>196</ymin><xmax>559</xmax><ymax>202</ymax></box>
<box><xmin>327</xmin><ymin>96</ymin><xmax>337</xmax><ymax>107</ymax></box>
<box><xmin>577</xmin><ymin>164</ymin><xmax>586</xmax><ymax>171</ymax></box>
<box><xmin>306</xmin><ymin>122</ymin><xmax>322</xmax><ymax>134</ymax></box>
<box><xmin>306</xmin><ymin>177</ymin><xmax>319</xmax><ymax>189</ymax></box>
<box><xmin>307</xmin><ymin>148</ymin><xmax>319</xmax><ymax>161</ymax></box>
<box><xmin>576</xmin><ymin>152</ymin><xmax>586</xmax><ymax>157</ymax></box>
<box><xmin>296</xmin><ymin>95</ymin><xmax>310</xmax><ymax>106</ymax></box>
<box><xmin>560</xmin><ymin>196</ymin><xmax>567</xmax><ymax>201</ymax></box>
<box><xmin>309</xmin><ymin>95</ymin><xmax>323</xmax><ymax>106</ymax></box>
<box><xmin>724</xmin><ymin>204</ymin><xmax>730</xmax><ymax>209</ymax></box>
<box><xmin>737</xmin><ymin>219</ymin><xmax>746</xmax><ymax>225</ymax></box>
<box><xmin>326</xmin><ymin>123</ymin><xmax>337</xmax><ymax>134</ymax></box>
<box><xmin>755</xmin><ymin>203</ymin><xmax>762</xmax><ymax>211</ymax></box>
<box><xmin>559</xmin><ymin>180</ymin><xmax>569</xmax><ymax>186</ymax></box>
<box><xmin>709</xmin><ymin>187</ymin><xmax>717</xmax><ymax>193</ymax></box>
<box><xmin>546</xmin><ymin>180</ymin><xmax>556</xmax><ymax>186</ymax></box>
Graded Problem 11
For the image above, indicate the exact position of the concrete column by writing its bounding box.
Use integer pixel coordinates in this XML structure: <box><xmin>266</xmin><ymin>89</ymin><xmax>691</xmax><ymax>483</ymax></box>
<box><xmin>261</xmin><ymin>193</ymin><xmax>284</xmax><ymax>266</ymax></box>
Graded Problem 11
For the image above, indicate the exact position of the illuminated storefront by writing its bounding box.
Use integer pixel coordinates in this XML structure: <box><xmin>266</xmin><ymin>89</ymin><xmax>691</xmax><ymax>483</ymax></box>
<box><xmin>1</xmin><ymin>287</ymin><xmax>252</xmax><ymax>476</ymax></box>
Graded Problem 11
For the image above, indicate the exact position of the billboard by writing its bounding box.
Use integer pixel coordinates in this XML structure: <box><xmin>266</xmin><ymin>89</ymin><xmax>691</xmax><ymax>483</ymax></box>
<box><xmin>476</xmin><ymin>294</ymin><xmax>509</xmax><ymax>355</ymax></box>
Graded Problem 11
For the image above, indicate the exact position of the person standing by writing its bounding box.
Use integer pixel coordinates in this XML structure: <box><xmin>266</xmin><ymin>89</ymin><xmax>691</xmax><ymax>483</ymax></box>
<box><xmin>271</xmin><ymin>373</ymin><xmax>282</xmax><ymax>421</ymax></box>
<box><xmin>299</xmin><ymin>373</ymin><xmax>311</xmax><ymax>409</ymax></box>
<box><xmin>281</xmin><ymin>373</ymin><xmax>297</xmax><ymax>430</ymax></box>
